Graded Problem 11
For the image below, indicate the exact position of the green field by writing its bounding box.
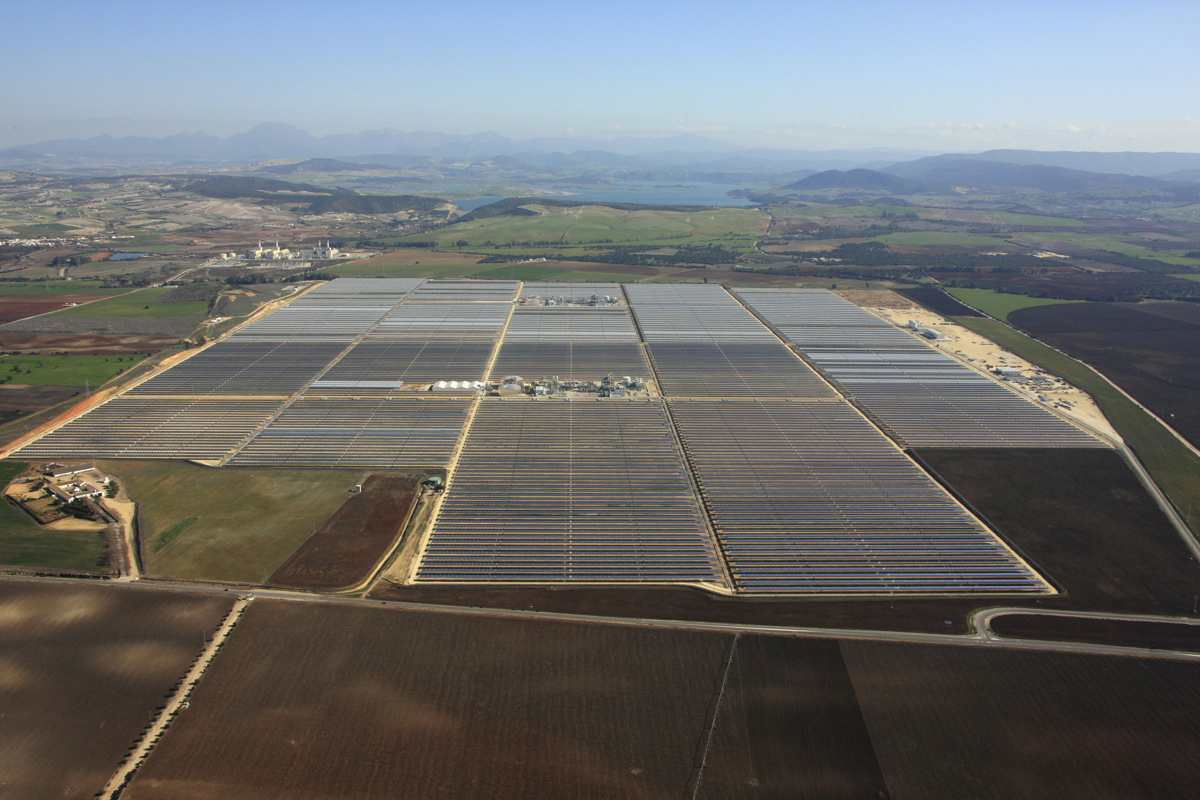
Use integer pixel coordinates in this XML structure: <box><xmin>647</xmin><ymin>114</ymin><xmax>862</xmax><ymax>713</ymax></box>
<box><xmin>1014</xmin><ymin>231</ymin><xmax>1200</xmax><ymax>267</ymax></box>
<box><xmin>1172</xmin><ymin>273</ymin><xmax>1200</xmax><ymax>282</ymax></box>
<box><xmin>99</xmin><ymin>460</ymin><xmax>362</xmax><ymax>583</ymax></box>
<box><xmin>0</xmin><ymin>281</ymin><xmax>125</xmax><ymax>296</ymax></box>
<box><xmin>946</xmin><ymin>287</ymin><xmax>1083</xmax><ymax>320</ymax></box>
<box><xmin>953</xmin><ymin>317</ymin><xmax>1200</xmax><ymax>535</ymax></box>
<box><xmin>0</xmin><ymin>354</ymin><xmax>144</xmax><ymax>387</ymax></box>
<box><xmin>0</xmin><ymin>461</ymin><xmax>107</xmax><ymax>572</ymax></box>
<box><xmin>48</xmin><ymin>287</ymin><xmax>211</xmax><ymax>318</ymax></box>
<box><xmin>983</xmin><ymin>211</ymin><xmax>1085</xmax><ymax>227</ymax></box>
<box><xmin>398</xmin><ymin>204</ymin><xmax>767</xmax><ymax>255</ymax></box>
<box><xmin>875</xmin><ymin>231</ymin><xmax>1016</xmax><ymax>248</ymax></box>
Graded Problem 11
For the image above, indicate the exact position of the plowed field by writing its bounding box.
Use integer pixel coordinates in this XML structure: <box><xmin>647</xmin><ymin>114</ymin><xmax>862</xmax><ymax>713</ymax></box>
<box><xmin>268</xmin><ymin>475</ymin><xmax>420</xmax><ymax>590</ymax></box>
<box><xmin>0</xmin><ymin>581</ymin><xmax>234</xmax><ymax>799</ymax></box>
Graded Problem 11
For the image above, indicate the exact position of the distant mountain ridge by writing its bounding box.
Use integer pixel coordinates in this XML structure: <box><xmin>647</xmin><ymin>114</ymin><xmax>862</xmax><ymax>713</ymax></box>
<box><xmin>889</xmin><ymin>149</ymin><xmax>1200</xmax><ymax>178</ymax></box>
<box><xmin>0</xmin><ymin>123</ymin><xmax>928</xmax><ymax>170</ymax></box>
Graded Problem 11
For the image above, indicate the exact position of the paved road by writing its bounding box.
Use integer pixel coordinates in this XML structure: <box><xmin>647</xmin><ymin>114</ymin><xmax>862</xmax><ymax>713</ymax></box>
<box><xmin>5</xmin><ymin>573</ymin><xmax>1200</xmax><ymax>663</ymax></box>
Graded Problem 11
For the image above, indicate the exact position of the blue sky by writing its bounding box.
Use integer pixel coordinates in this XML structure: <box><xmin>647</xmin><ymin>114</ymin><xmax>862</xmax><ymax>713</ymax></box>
<box><xmin>4</xmin><ymin>0</ymin><xmax>1199</xmax><ymax>151</ymax></box>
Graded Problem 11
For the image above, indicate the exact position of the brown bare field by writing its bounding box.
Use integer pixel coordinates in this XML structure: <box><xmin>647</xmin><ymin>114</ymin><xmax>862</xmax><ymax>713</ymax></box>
<box><xmin>371</xmin><ymin>581</ymin><xmax>986</xmax><ymax>634</ymax></box>
<box><xmin>0</xmin><ymin>295</ymin><xmax>113</xmax><ymax>323</ymax></box>
<box><xmin>988</xmin><ymin>613</ymin><xmax>1200</xmax><ymax>652</ymax></box>
<box><xmin>124</xmin><ymin>601</ymin><xmax>729</xmax><ymax>800</ymax></box>
<box><xmin>1009</xmin><ymin>301</ymin><xmax>1200</xmax><ymax>448</ymax></box>
<box><xmin>895</xmin><ymin>286</ymin><xmax>983</xmax><ymax>317</ymax></box>
<box><xmin>350</xmin><ymin>250</ymin><xmax>487</xmax><ymax>267</ymax></box>
<box><xmin>0</xmin><ymin>383</ymin><xmax>78</xmax><ymax>411</ymax></box>
<box><xmin>0</xmin><ymin>581</ymin><xmax>234</xmax><ymax>799</ymax></box>
<box><xmin>844</xmin><ymin>640</ymin><xmax>1200</xmax><ymax>799</ymax></box>
<box><xmin>698</xmin><ymin>636</ymin><xmax>888</xmax><ymax>799</ymax></box>
<box><xmin>914</xmin><ymin>448</ymin><xmax>1200</xmax><ymax>615</ymax></box>
<box><xmin>268</xmin><ymin>474</ymin><xmax>419</xmax><ymax>590</ymax></box>
<box><xmin>0</xmin><ymin>332</ymin><xmax>176</xmax><ymax>354</ymax></box>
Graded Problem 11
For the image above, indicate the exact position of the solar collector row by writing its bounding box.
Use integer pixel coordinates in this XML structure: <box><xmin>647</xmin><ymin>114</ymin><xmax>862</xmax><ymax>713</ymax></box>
<box><xmin>669</xmin><ymin>400</ymin><xmax>1050</xmax><ymax>593</ymax></box>
<box><xmin>371</xmin><ymin>302</ymin><xmax>511</xmax><ymax>340</ymax></box>
<box><xmin>407</xmin><ymin>280</ymin><xmax>518</xmax><ymax>302</ymax></box>
<box><xmin>228</xmin><ymin>397</ymin><xmax>469</xmax><ymax>468</ymax></box>
<box><xmin>805</xmin><ymin>348</ymin><xmax>1106</xmax><ymax>447</ymax></box>
<box><xmin>311</xmin><ymin>340</ymin><xmax>496</xmax><ymax>390</ymax></box>
<box><xmin>129</xmin><ymin>338</ymin><xmax>349</xmax><ymax>396</ymax></box>
<box><xmin>646</xmin><ymin>342</ymin><xmax>835</xmax><ymax>398</ymax></box>
<box><xmin>489</xmin><ymin>306</ymin><xmax>649</xmax><ymax>380</ymax></box>
<box><xmin>416</xmin><ymin>399</ymin><xmax>724</xmax><ymax>583</ymax></box>
<box><xmin>738</xmin><ymin>289</ymin><xmax>1104</xmax><ymax>448</ymax></box>
<box><xmin>14</xmin><ymin>398</ymin><xmax>284</xmax><ymax>460</ymax></box>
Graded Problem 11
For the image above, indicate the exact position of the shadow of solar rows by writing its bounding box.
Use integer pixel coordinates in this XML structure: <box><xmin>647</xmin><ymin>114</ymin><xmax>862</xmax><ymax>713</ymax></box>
<box><xmin>669</xmin><ymin>400</ymin><xmax>1050</xmax><ymax>593</ymax></box>
<box><xmin>228</xmin><ymin>397</ymin><xmax>469</xmax><ymax>469</ymax></box>
<box><xmin>129</xmin><ymin>338</ymin><xmax>350</xmax><ymax>395</ymax></box>
<box><xmin>14</xmin><ymin>398</ymin><xmax>284</xmax><ymax>460</ymax></box>
<box><xmin>416</xmin><ymin>399</ymin><xmax>724</xmax><ymax>583</ymax></box>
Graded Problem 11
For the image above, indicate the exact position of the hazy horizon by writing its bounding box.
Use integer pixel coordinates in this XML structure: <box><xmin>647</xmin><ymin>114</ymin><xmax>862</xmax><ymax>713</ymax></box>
<box><xmin>5</xmin><ymin>0</ymin><xmax>1199</xmax><ymax>153</ymax></box>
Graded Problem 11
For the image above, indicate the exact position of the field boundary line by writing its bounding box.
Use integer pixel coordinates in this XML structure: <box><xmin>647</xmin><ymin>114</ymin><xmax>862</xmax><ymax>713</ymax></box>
<box><xmin>100</xmin><ymin>595</ymin><xmax>251</xmax><ymax>799</ymax></box>
<box><xmin>687</xmin><ymin>632</ymin><xmax>739</xmax><ymax>799</ymax></box>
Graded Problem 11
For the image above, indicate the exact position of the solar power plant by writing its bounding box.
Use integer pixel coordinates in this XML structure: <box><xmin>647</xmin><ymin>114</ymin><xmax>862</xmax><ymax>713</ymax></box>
<box><xmin>519</xmin><ymin>281</ymin><xmax>621</xmax><ymax>300</ymax></box>
<box><xmin>14</xmin><ymin>398</ymin><xmax>284</xmax><ymax>460</ymax></box>
<box><xmin>309</xmin><ymin>340</ymin><xmax>497</xmax><ymax>392</ymax></box>
<box><xmin>734</xmin><ymin>287</ymin><xmax>928</xmax><ymax>349</ymax></box>
<box><xmin>407</xmin><ymin>280</ymin><xmax>519</xmax><ymax>302</ymax></box>
<box><xmin>669</xmin><ymin>399</ymin><xmax>1051</xmax><ymax>594</ymax></box>
<box><xmin>128</xmin><ymin>338</ymin><xmax>350</xmax><ymax>396</ymax></box>
<box><xmin>371</xmin><ymin>302</ymin><xmax>512</xmax><ymax>340</ymax></box>
<box><xmin>805</xmin><ymin>349</ymin><xmax>1106</xmax><ymax>447</ymax></box>
<box><xmin>645</xmin><ymin>342</ymin><xmax>836</xmax><ymax>397</ymax></box>
<box><xmin>228</xmin><ymin>397</ymin><xmax>470</xmax><ymax>469</ymax></box>
<box><xmin>416</xmin><ymin>399</ymin><xmax>725</xmax><ymax>584</ymax></box>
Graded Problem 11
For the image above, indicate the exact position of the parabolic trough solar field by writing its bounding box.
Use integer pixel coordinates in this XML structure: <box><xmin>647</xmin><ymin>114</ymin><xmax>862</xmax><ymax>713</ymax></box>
<box><xmin>4</xmin><ymin>276</ymin><xmax>1200</xmax><ymax>800</ymax></box>
<box><xmin>6</xmin><ymin>276</ymin><xmax>1115</xmax><ymax>596</ymax></box>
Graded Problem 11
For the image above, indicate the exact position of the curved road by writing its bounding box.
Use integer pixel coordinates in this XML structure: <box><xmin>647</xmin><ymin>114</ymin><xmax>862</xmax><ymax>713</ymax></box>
<box><xmin>5</xmin><ymin>573</ymin><xmax>1200</xmax><ymax>663</ymax></box>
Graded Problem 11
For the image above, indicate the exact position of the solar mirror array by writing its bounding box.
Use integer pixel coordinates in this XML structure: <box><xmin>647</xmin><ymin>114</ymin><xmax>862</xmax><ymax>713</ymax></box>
<box><xmin>12</xmin><ymin>278</ymin><xmax>1105</xmax><ymax>594</ymax></box>
<box><xmin>417</xmin><ymin>399</ymin><xmax>724</xmax><ymax>583</ymax></box>
<box><xmin>669</xmin><ymin>400</ymin><xmax>1049</xmax><ymax>592</ymax></box>
<box><xmin>624</xmin><ymin>284</ymin><xmax>835</xmax><ymax>398</ymax></box>
<box><xmin>735</xmin><ymin>289</ymin><xmax>1105</xmax><ymax>447</ymax></box>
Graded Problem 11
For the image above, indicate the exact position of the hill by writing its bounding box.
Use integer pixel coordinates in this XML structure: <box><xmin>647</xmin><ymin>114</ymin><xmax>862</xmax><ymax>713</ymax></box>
<box><xmin>889</xmin><ymin>149</ymin><xmax>1200</xmax><ymax>177</ymax></box>
<box><xmin>779</xmin><ymin>169</ymin><xmax>934</xmax><ymax>193</ymax></box>
<box><xmin>883</xmin><ymin>158</ymin><xmax>1175</xmax><ymax>192</ymax></box>
<box><xmin>257</xmin><ymin>158</ymin><xmax>384</xmax><ymax>174</ymax></box>
<box><xmin>184</xmin><ymin>175</ymin><xmax>447</xmax><ymax>215</ymax></box>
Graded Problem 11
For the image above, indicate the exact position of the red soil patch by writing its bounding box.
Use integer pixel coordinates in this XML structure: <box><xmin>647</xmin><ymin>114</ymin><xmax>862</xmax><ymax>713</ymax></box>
<box><xmin>0</xmin><ymin>295</ymin><xmax>112</xmax><ymax>323</ymax></box>
<box><xmin>0</xmin><ymin>332</ymin><xmax>175</xmax><ymax>354</ymax></box>
<box><xmin>268</xmin><ymin>474</ymin><xmax>420</xmax><ymax>590</ymax></box>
